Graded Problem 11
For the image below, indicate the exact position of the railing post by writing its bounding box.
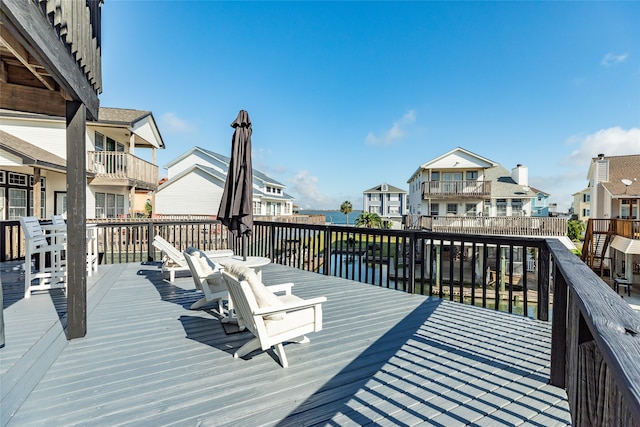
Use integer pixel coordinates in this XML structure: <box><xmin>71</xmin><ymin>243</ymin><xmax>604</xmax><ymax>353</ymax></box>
<box><xmin>147</xmin><ymin>220</ymin><xmax>155</xmax><ymax>262</ymax></box>
<box><xmin>407</xmin><ymin>232</ymin><xmax>416</xmax><ymax>294</ymax></box>
<box><xmin>269</xmin><ymin>223</ymin><xmax>276</xmax><ymax>262</ymax></box>
<box><xmin>323</xmin><ymin>226</ymin><xmax>331</xmax><ymax>276</ymax></box>
<box><xmin>538</xmin><ymin>243</ymin><xmax>550</xmax><ymax>321</ymax></box>
<box><xmin>550</xmin><ymin>256</ymin><xmax>567</xmax><ymax>388</ymax></box>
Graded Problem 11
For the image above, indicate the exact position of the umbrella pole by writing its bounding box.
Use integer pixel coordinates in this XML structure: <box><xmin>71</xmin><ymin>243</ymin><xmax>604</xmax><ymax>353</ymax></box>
<box><xmin>242</xmin><ymin>235</ymin><xmax>247</xmax><ymax>261</ymax></box>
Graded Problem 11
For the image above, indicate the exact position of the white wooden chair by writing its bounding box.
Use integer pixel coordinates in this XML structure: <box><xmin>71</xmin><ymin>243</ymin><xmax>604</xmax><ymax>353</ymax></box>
<box><xmin>183</xmin><ymin>248</ymin><xmax>229</xmax><ymax>312</ymax></box>
<box><xmin>20</xmin><ymin>216</ymin><xmax>67</xmax><ymax>298</ymax></box>
<box><xmin>221</xmin><ymin>262</ymin><xmax>326</xmax><ymax>368</ymax></box>
<box><xmin>153</xmin><ymin>235</ymin><xmax>232</xmax><ymax>282</ymax></box>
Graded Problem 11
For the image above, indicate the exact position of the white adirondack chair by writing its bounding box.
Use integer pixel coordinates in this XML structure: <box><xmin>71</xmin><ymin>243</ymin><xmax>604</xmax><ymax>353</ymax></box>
<box><xmin>183</xmin><ymin>248</ymin><xmax>229</xmax><ymax>312</ymax></box>
<box><xmin>20</xmin><ymin>216</ymin><xmax>67</xmax><ymax>298</ymax></box>
<box><xmin>153</xmin><ymin>235</ymin><xmax>232</xmax><ymax>282</ymax></box>
<box><xmin>221</xmin><ymin>262</ymin><xmax>327</xmax><ymax>368</ymax></box>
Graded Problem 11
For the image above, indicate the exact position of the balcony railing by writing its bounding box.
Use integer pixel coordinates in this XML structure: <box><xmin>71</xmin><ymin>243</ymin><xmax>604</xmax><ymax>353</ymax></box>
<box><xmin>1</xmin><ymin>218</ymin><xmax>639</xmax><ymax>424</ymax></box>
<box><xmin>411</xmin><ymin>215</ymin><xmax>569</xmax><ymax>237</ymax></box>
<box><xmin>422</xmin><ymin>180</ymin><xmax>491</xmax><ymax>198</ymax></box>
<box><xmin>88</xmin><ymin>151</ymin><xmax>158</xmax><ymax>190</ymax></box>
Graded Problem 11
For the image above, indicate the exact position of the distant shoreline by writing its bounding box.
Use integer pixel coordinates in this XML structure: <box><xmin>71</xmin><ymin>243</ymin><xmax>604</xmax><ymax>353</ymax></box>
<box><xmin>298</xmin><ymin>209</ymin><xmax>363</xmax><ymax>225</ymax></box>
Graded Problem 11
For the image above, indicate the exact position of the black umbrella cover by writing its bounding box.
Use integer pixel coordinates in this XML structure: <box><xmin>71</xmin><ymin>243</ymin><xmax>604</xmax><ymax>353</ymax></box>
<box><xmin>218</xmin><ymin>110</ymin><xmax>253</xmax><ymax>237</ymax></box>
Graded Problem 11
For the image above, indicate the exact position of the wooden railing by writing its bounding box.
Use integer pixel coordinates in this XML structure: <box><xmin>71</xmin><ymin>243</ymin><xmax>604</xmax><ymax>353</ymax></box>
<box><xmin>88</xmin><ymin>151</ymin><xmax>158</xmax><ymax>190</ymax></box>
<box><xmin>410</xmin><ymin>215</ymin><xmax>568</xmax><ymax>237</ymax></box>
<box><xmin>1</xmin><ymin>218</ymin><xmax>639</xmax><ymax>423</ymax></box>
<box><xmin>422</xmin><ymin>180</ymin><xmax>491</xmax><ymax>198</ymax></box>
<box><xmin>548</xmin><ymin>239</ymin><xmax>640</xmax><ymax>426</ymax></box>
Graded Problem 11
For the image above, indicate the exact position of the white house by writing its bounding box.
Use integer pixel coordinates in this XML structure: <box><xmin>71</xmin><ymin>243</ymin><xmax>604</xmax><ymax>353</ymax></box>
<box><xmin>0</xmin><ymin>108</ymin><xmax>164</xmax><ymax>220</ymax></box>
<box><xmin>407</xmin><ymin>147</ymin><xmax>538</xmax><ymax>221</ymax></box>
<box><xmin>155</xmin><ymin>147</ymin><xmax>294</xmax><ymax>217</ymax></box>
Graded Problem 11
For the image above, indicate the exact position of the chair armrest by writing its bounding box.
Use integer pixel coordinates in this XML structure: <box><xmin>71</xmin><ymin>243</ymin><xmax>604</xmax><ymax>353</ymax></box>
<box><xmin>265</xmin><ymin>283</ymin><xmax>294</xmax><ymax>295</ymax></box>
<box><xmin>253</xmin><ymin>296</ymin><xmax>327</xmax><ymax>316</ymax></box>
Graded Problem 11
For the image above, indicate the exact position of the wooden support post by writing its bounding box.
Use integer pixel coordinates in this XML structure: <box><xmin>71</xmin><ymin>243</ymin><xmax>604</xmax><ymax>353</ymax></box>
<box><xmin>66</xmin><ymin>101</ymin><xmax>87</xmax><ymax>340</ymax></box>
<box><xmin>550</xmin><ymin>260</ymin><xmax>568</xmax><ymax>388</ymax></box>
<box><xmin>33</xmin><ymin>167</ymin><xmax>41</xmax><ymax>218</ymax></box>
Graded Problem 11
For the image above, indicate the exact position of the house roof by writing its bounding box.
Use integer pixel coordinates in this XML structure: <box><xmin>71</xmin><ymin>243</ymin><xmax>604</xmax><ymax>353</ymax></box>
<box><xmin>363</xmin><ymin>183</ymin><xmax>407</xmax><ymax>194</ymax></box>
<box><xmin>94</xmin><ymin>107</ymin><xmax>165</xmax><ymax>150</ymax></box>
<box><xmin>0</xmin><ymin>130</ymin><xmax>67</xmax><ymax>172</ymax></box>
<box><xmin>484</xmin><ymin>165</ymin><xmax>537</xmax><ymax>199</ymax></box>
<box><xmin>596</xmin><ymin>154</ymin><xmax>640</xmax><ymax>198</ymax></box>
<box><xmin>159</xmin><ymin>150</ymin><xmax>294</xmax><ymax>201</ymax></box>
<box><xmin>97</xmin><ymin>107</ymin><xmax>151</xmax><ymax>124</ymax></box>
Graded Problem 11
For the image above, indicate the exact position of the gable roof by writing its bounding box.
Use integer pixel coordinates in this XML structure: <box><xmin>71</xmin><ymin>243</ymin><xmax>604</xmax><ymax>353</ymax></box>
<box><xmin>364</xmin><ymin>183</ymin><xmax>407</xmax><ymax>194</ymax></box>
<box><xmin>160</xmin><ymin>147</ymin><xmax>294</xmax><ymax>201</ymax></box>
<box><xmin>0</xmin><ymin>130</ymin><xmax>67</xmax><ymax>172</ymax></box>
<box><xmin>91</xmin><ymin>107</ymin><xmax>165</xmax><ymax>150</ymax></box>
<box><xmin>408</xmin><ymin>147</ymin><xmax>498</xmax><ymax>182</ymax></box>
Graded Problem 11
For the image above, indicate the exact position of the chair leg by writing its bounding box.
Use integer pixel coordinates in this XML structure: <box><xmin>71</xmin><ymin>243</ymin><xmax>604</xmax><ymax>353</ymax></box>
<box><xmin>274</xmin><ymin>343</ymin><xmax>289</xmax><ymax>368</ymax></box>
<box><xmin>189</xmin><ymin>297</ymin><xmax>208</xmax><ymax>310</ymax></box>
<box><xmin>235</xmin><ymin>337</ymin><xmax>261</xmax><ymax>359</ymax></box>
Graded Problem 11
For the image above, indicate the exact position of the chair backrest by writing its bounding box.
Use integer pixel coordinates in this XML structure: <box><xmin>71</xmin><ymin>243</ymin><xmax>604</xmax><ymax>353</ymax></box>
<box><xmin>153</xmin><ymin>235</ymin><xmax>186</xmax><ymax>266</ymax></box>
<box><xmin>51</xmin><ymin>215</ymin><xmax>66</xmax><ymax>226</ymax></box>
<box><xmin>20</xmin><ymin>216</ymin><xmax>48</xmax><ymax>249</ymax></box>
<box><xmin>183</xmin><ymin>248</ymin><xmax>221</xmax><ymax>291</ymax></box>
<box><xmin>221</xmin><ymin>268</ymin><xmax>263</xmax><ymax>336</ymax></box>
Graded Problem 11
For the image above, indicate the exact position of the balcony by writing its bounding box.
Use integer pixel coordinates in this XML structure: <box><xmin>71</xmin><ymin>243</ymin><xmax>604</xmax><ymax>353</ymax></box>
<box><xmin>413</xmin><ymin>215</ymin><xmax>569</xmax><ymax>237</ymax></box>
<box><xmin>422</xmin><ymin>180</ymin><xmax>491</xmax><ymax>199</ymax></box>
<box><xmin>88</xmin><ymin>151</ymin><xmax>158</xmax><ymax>191</ymax></box>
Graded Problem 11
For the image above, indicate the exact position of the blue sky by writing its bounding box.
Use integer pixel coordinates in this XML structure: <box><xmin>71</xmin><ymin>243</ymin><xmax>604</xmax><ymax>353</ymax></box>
<box><xmin>100</xmin><ymin>1</ymin><xmax>640</xmax><ymax>212</ymax></box>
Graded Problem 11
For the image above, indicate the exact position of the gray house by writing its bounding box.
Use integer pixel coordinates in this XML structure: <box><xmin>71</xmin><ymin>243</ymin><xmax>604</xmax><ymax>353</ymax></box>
<box><xmin>362</xmin><ymin>183</ymin><xmax>407</xmax><ymax>229</ymax></box>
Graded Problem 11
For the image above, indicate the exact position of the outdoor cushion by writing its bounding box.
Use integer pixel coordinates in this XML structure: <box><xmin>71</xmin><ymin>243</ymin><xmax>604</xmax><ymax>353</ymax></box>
<box><xmin>224</xmin><ymin>262</ymin><xmax>285</xmax><ymax>320</ymax></box>
<box><xmin>185</xmin><ymin>247</ymin><xmax>219</xmax><ymax>279</ymax></box>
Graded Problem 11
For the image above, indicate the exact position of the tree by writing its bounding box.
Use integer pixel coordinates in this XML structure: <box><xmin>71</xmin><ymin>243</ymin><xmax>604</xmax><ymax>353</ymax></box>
<box><xmin>567</xmin><ymin>219</ymin><xmax>585</xmax><ymax>242</ymax></box>
<box><xmin>340</xmin><ymin>201</ymin><xmax>353</xmax><ymax>225</ymax></box>
<box><xmin>355</xmin><ymin>212</ymin><xmax>383</xmax><ymax>228</ymax></box>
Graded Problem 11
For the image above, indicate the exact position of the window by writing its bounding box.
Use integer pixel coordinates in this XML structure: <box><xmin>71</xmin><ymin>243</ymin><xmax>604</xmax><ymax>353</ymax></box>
<box><xmin>389</xmin><ymin>206</ymin><xmax>399</xmax><ymax>214</ymax></box>
<box><xmin>370</xmin><ymin>193</ymin><xmax>379</xmax><ymax>201</ymax></box>
<box><xmin>496</xmin><ymin>199</ymin><xmax>507</xmax><ymax>216</ymax></box>
<box><xmin>511</xmin><ymin>199</ymin><xmax>523</xmax><ymax>216</ymax></box>
<box><xmin>253</xmin><ymin>201</ymin><xmax>261</xmax><ymax>215</ymax></box>
<box><xmin>465</xmin><ymin>203</ymin><xmax>476</xmax><ymax>216</ymax></box>
<box><xmin>484</xmin><ymin>200</ymin><xmax>491</xmax><ymax>216</ymax></box>
<box><xmin>389</xmin><ymin>193</ymin><xmax>399</xmax><ymax>202</ymax></box>
<box><xmin>431</xmin><ymin>171</ymin><xmax>440</xmax><ymax>181</ymax></box>
<box><xmin>8</xmin><ymin>188</ymin><xmax>27</xmax><ymax>219</ymax></box>
<box><xmin>583</xmin><ymin>208</ymin><xmax>590</xmax><ymax>217</ymax></box>
<box><xmin>9</xmin><ymin>172</ymin><xmax>27</xmax><ymax>186</ymax></box>
<box><xmin>95</xmin><ymin>132</ymin><xmax>104</xmax><ymax>151</ymax></box>
<box><xmin>0</xmin><ymin>171</ymin><xmax>5</xmax><ymax>184</ymax></box>
<box><xmin>447</xmin><ymin>203</ymin><xmax>458</xmax><ymax>215</ymax></box>
<box><xmin>466</xmin><ymin>171</ymin><xmax>478</xmax><ymax>180</ymax></box>
<box><xmin>583</xmin><ymin>193</ymin><xmax>590</xmax><ymax>202</ymax></box>
<box><xmin>621</xmin><ymin>199</ymin><xmax>630</xmax><ymax>219</ymax></box>
<box><xmin>95</xmin><ymin>192</ymin><xmax>126</xmax><ymax>218</ymax></box>
<box><xmin>430</xmin><ymin>203</ymin><xmax>439</xmax><ymax>216</ymax></box>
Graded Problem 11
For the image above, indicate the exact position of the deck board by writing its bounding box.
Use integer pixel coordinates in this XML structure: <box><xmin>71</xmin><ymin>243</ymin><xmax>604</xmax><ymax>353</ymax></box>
<box><xmin>1</xmin><ymin>261</ymin><xmax>571</xmax><ymax>426</ymax></box>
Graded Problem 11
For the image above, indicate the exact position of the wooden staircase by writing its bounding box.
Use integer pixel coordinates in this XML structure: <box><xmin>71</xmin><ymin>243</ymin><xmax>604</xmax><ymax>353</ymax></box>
<box><xmin>581</xmin><ymin>219</ymin><xmax>615</xmax><ymax>277</ymax></box>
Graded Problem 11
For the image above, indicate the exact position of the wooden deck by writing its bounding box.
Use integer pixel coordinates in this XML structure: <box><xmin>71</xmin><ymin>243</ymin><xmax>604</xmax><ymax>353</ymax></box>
<box><xmin>1</xmin><ymin>261</ymin><xmax>571</xmax><ymax>426</ymax></box>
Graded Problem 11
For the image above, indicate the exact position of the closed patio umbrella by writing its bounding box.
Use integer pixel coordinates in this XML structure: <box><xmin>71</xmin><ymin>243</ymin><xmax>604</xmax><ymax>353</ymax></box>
<box><xmin>218</xmin><ymin>110</ymin><xmax>253</xmax><ymax>260</ymax></box>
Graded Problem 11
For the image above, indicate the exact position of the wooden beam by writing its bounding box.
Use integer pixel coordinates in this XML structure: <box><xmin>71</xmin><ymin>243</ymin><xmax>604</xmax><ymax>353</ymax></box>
<box><xmin>1</xmin><ymin>0</ymin><xmax>100</xmax><ymax>119</ymax></box>
<box><xmin>0</xmin><ymin>26</ymin><xmax>56</xmax><ymax>90</ymax></box>
<box><xmin>0</xmin><ymin>81</ymin><xmax>65</xmax><ymax>116</ymax></box>
<box><xmin>66</xmin><ymin>100</ymin><xmax>87</xmax><ymax>340</ymax></box>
